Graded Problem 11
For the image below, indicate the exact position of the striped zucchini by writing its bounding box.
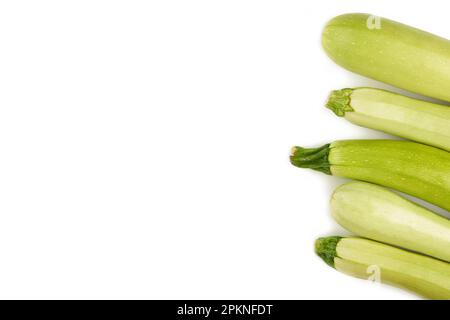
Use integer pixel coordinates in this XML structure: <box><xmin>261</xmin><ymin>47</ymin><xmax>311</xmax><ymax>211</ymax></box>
<box><xmin>326</xmin><ymin>87</ymin><xmax>450</xmax><ymax>152</ymax></box>
<box><xmin>322</xmin><ymin>13</ymin><xmax>450</xmax><ymax>102</ymax></box>
<box><xmin>331</xmin><ymin>181</ymin><xmax>450</xmax><ymax>262</ymax></box>
<box><xmin>290</xmin><ymin>140</ymin><xmax>450</xmax><ymax>211</ymax></box>
<box><xmin>315</xmin><ymin>237</ymin><xmax>450</xmax><ymax>300</ymax></box>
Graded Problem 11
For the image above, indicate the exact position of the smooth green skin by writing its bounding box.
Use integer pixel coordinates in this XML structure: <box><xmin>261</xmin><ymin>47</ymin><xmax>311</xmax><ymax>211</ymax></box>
<box><xmin>329</xmin><ymin>237</ymin><xmax>450</xmax><ymax>300</ymax></box>
<box><xmin>322</xmin><ymin>13</ymin><xmax>450</xmax><ymax>102</ymax></box>
<box><xmin>326</xmin><ymin>87</ymin><xmax>450</xmax><ymax>152</ymax></box>
<box><xmin>329</xmin><ymin>140</ymin><xmax>450</xmax><ymax>212</ymax></box>
<box><xmin>331</xmin><ymin>181</ymin><xmax>450</xmax><ymax>262</ymax></box>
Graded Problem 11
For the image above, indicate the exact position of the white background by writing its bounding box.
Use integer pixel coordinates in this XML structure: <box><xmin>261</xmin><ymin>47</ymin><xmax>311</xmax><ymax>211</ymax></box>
<box><xmin>0</xmin><ymin>0</ymin><xmax>447</xmax><ymax>299</ymax></box>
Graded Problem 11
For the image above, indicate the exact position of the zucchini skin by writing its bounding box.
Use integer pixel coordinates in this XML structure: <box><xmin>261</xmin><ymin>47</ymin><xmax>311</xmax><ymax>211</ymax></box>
<box><xmin>326</xmin><ymin>87</ymin><xmax>450</xmax><ymax>152</ymax></box>
<box><xmin>290</xmin><ymin>140</ymin><xmax>450</xmax><ymax>211</ymax></box>
<box><xmin>316</xmin><ymin>237</ymin><xmax>450</xmax><ymax>300</ymax></box>
<box><xmin>322</xmin><ymin>13</ymin><xmax>450</xmax><ymax>102</ymax></box>
<box><xmin>331</xmin><ymin>181</ymin><xmax>450</xmax><ymax>262</ymax></box>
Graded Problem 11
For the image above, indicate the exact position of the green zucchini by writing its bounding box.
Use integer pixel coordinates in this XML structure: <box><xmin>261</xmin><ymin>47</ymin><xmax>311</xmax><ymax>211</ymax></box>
<box><xmin>326</xmin><ymin>87</ymin><xmax>450</xmax><ymax>152</ymax></box>
<box><xmin>322</xmin><ymin>13</ymin><xmax>450</xmax><ymax>102</ymax></box>
<box><xmin>331</xmin><ymin>181</ymin><xmax>450</xmax><ymax>262</ymax></box>
<box><xmin>289</xmin><ymin>140</ymin><xmax>450</xmax><ymax>211</ymax></box>
<box><xmin>315</xmin><ymin>237</ymin><xmax>450</xmax><ymax>300</ymax></box>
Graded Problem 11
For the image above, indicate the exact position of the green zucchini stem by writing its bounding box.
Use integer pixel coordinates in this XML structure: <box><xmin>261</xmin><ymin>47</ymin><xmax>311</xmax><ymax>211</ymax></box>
<box><xmin>326</xmin><ymin>88</ymin><xmax>354</xmax><ymax>116</ymax></box>
<box><xmin>289</xmin><ymin>144</ymin><xmax>331</xmax><ymax>175</ymax></box>
<box><xmin>315</xmin><ymin>236</ymin><xmax>342</xmax><ymax>268</ymax></box>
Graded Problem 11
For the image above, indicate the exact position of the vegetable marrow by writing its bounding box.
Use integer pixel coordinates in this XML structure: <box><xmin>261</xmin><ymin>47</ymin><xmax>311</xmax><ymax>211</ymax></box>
<box><xmin>315</xmin><ymin>237</ymin><xmax>450</xmax><ymax>300</ymax></box>
<box><xmin>331</xmin><ymin>181</ymin><xmax>450</xmax><ymax>262</ymax></box>
<box><xmin>290</xmin><ymin>140</ymin><xmax>450</xmax><ymax>211</ymax></box>
<box><xmin>322</xmin><ymin>13</ymin><xmax>450</xmax><ymax>102</ymax></box>
<box><xmin>326</xmin><ymin>87</ymin><xmax>450</xmax><ymax>152</ymax></box>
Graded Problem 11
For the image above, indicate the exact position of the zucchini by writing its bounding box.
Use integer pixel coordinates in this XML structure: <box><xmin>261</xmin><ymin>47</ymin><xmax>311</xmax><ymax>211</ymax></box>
<box><xmin>326</xmin><ymin>87</ymin><xmax>450</xmax><ymax>152</ymax></box>
<box><xmin>315</xmin><ymin>237</ymin><xmax>450</xmax><ymax>300</ymax></box>
<box><xmin>331</xmin><ymin>181</ymin><xmax>450</xmax><ymax>262</ymax></box>
<box><xmin>290</xmin><ymin>140</ymin><xmax>450</xmax><ymax>211</ymax></box>
<box><xmin>322</xmin><ymin>13</ymin><xmax>450</xmax><ymax>102</ymax></box>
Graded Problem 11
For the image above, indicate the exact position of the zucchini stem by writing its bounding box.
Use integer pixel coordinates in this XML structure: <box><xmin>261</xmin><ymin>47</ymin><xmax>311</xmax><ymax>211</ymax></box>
<box><xmin>315</xmin><ymin>236</ymin><xmax>342</xmax><ymax>268</ymax></box>
<box><xmin>290</xmin><ymin>144</ymin><xmax>331</xmax><ymax>174</ymax></box>
<box><xmin>326</xmin><ymin>88</ymin><xmax>354</xmax><ymax>116</ymax></box>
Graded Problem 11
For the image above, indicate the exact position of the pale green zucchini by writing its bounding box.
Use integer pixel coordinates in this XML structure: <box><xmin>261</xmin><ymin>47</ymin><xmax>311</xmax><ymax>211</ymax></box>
<box><xmin>331</xmin><ymin>181</ymin><xmax>450</xmax><ymax>262</ymax></box>
<box><xmin>326</xmin><ymin>87</ymin><xmax>450</xmax><ymax>152</ymax></box>
<box><xmin>290</xmin><ymin>140</ymin><xmax>450</xmax><ymax>211</ymax></box>
<box><xmin>315</xmin><ymin>237</ymin><xmax>450</xmax><ymax>300</ymax></box>
<box><xmin>322</xmin><ymin>13</ymin><xmax>450</xmax><ymax>102</ymax></box>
